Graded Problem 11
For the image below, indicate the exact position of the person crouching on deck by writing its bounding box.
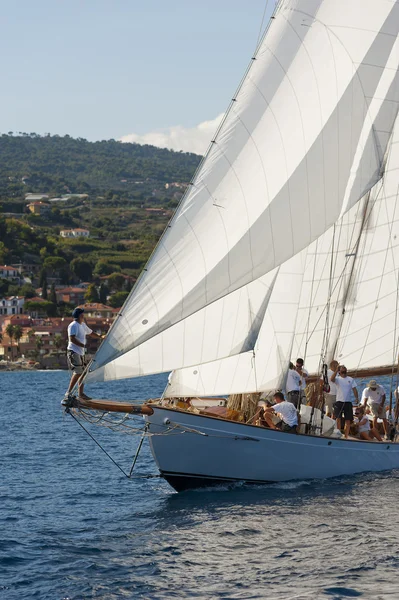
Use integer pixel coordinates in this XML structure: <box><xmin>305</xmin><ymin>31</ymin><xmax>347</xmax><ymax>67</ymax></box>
<box><xmin>64</xmin><ymin>307</ymin><xmax>104</xmax><ymax>401</ymax></box>
<box><xmin>354</xmin><ymin>406</ymin><xmax>382</xmax><ymax>441</ymax></box>
<box><xmin>264</xmin><ymin>392</ymin><xmax>298</xmax><ymax>434</ymax></box>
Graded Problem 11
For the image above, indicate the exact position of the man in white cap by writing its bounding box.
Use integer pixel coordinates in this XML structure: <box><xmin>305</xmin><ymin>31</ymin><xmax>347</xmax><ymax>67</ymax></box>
<box><xmin>64</xmin><ymin>307</ymin><xmax>105</xmax><ymax>402</ymax></box>
<box><xmin>361</xmin><ymin>379</ymin><xmax>389</xmax><ymax>439</ymax></box>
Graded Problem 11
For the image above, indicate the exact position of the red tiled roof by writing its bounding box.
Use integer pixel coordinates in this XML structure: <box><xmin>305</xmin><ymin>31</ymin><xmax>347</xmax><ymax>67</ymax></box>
<box><xmin>26</xmin><ymin>296</ymin><xmax>47</xmax><ymax>303</ymax></box>
<box><xmin>78</xmin><ymin>303</ymin><xmax>113</xmax><ymax>310</ymax></box>
<box><xmin>56</xmin><ymin>287</ymin><xmax>85</xmax><ymax>293</ymax></box>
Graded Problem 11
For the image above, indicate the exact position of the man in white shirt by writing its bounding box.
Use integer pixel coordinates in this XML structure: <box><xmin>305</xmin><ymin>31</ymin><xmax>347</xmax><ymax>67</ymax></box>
<box><xmin>64</xmin><ymin>307</ymin><xmax>104</xmax><ymax>401</ymax></box>
<box><xmin>361</xmin><ymin>379</ymin><xmax>388</xmax><ymax>438</ymax></box>
<box><xmin>286</xmin><ymin>358</ymin><xmax>308</xmax><ymax>407</ymax></box>
<box><xmin>331</xmin><ymin>364</ymin><xmax>359</xmax><ymax>438</ymax></box>
<box><xmin>264</xmin><ymin>392</ymin><xmax>298</xmax><ymax>434</ymax></box>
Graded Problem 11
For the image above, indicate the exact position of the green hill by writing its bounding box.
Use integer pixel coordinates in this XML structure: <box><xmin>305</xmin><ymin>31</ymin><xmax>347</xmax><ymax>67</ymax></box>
<box><xmin>0</xmin><ymin>133</ymin><xmax>200</xmax><ymax>197</ymax></box>
<box><xmin>0</xmin><ymin>134</ymin><xmax>202</xmax><ymax>306</ymax></box>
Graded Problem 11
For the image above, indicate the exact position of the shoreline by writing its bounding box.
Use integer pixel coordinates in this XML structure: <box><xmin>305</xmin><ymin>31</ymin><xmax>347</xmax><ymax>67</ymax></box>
<box><xmin>0</xmin><ymin>361</ymin><xmax>68</xmax><ymax>372</ymax></box>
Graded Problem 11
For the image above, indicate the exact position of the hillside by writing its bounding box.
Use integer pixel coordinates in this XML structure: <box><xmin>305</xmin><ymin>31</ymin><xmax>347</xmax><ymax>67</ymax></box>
<box><xmin>0</xmin><ymin>133</ymin><xmax>200</xmax><ymax>197</ymax></box>
<box><xmin>0</xmin><ymin>134</ymin><xmax>201</xmax><ymax>309</ymax></box>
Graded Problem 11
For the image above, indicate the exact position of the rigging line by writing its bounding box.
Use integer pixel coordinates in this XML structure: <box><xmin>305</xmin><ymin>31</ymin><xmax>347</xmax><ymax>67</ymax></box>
<box><xmin>322</xmin><ymin>223</ymin><xmax>336</xmax><ymax>364</ymax></box>
<box><xmin>331</xmin><ymin>195</ymin><xmax>372</xmax><ymax>363</ymax></box>
<box><xmin>303</xmin><ymin>238</ymin><xmax>318</xmax><ymax>361</ymax></box>
<box><xmin>354</xmin><ymin>181</ymin><xmax>398</xmax><ymax>373</ymax></box>
<box><xmin>255</xmin><ymin>0</ymin><xmax>271</xmax><ymax>52</ymax></box>
<box><xmin>66</xmin><ymin>408</ymin><xmax>131</xmax><ymax>478</ymax></box>
<box><xmin>306</xmin><ymin>182</ymin><xmax>385</xmax><ymax>351</ymax></box>
<box><xmin>325</xmin><ymin>201</ymin><xmax>364</xmax><ymax>361</ymax></box>
<box><xmin>389</xmin><ymin>271</ymin><xmax>399</xmax><ymax>417</ymax></box>
<box><xmin>129</xmin><ymin>423</ymin><xmax>149</xmax><ymax>477</ymax></box>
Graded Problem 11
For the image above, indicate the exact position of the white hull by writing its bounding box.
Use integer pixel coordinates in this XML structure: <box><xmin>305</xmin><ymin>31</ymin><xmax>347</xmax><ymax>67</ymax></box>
<box><xmin>146</xmin><ymin>406</ymin><xmax>399</xmax><ymax>491</ymax></box>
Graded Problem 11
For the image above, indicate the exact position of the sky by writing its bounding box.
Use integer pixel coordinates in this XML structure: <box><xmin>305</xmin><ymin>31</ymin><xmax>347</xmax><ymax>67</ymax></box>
<box><xmin>0</xmin><ymin>0</ymin><xmax>274</xmax><ymax>153</ymax></box>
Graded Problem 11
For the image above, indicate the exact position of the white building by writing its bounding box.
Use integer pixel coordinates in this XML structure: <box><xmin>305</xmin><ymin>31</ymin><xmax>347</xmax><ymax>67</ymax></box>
<box><xmin>0</xmin><ymin>296</ymin><xmax>25</xmax><ymax>315</ymax></box>
<box><xmin>25</xmin><ymin>193</ymin><xmax>49</xmax><ymax>201</ymax></box>
<box><xmin>60</xmin><ymin>228</ymin><xmax>90</xmax><ymax>238</ymax></box>
<box><xmin>0</xmin><ymin>265</ymin><xmax>21</xmax><ymax>281</ymax></box>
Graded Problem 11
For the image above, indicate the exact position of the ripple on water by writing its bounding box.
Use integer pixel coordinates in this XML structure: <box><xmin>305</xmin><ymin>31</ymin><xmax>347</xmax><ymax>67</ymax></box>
<box><xmin>2</xmin><ymin>371</ymin><xmax>399</xmax><ymax>600</ymax></box>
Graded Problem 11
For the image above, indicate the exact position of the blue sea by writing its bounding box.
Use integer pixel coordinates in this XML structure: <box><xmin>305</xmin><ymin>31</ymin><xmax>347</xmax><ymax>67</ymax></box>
<box><xmin>1</xmin><ymin>370</ymin><xmax>399</xmax><ymax>600</ymax></box>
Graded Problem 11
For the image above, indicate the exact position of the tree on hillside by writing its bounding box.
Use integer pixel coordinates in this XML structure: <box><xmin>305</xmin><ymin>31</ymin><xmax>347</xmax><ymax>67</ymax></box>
<box><xmin>39</xmin><ymin>269</ymin><xmax>47</xmax><ymax>292</ymax></box>
<box><xmin>93</xmin><ymin>259</ymin><xmax>115</xmax><ymax>276</ymax></box>
<box><xmin>107</xmin><ymin>273</ymin><xmax>125</xmax><ymax>291</ymax></box>
<box><xmin>108</xmin><ymin>291</ymin><xmax>129</xmax><ymax>308</ymax></box>
<box><xmin>99</xmin><ymin>283</ymin><xmax>109</xmax><ymax>304</ymax></box>
<box><xmin>19</xmin><ymin>283</ymin><xmax>36</xmax><ymax>298</ymax></box>
<box><xmin>35</xmin><ymin>336</ymin><xmax>44</xmax><ymax>358</ymax></box>
<box><xmin>5</xmin><ymin>323</ymin><xmax>15</xmax><ymax>339</ymax></box>
<box><xmin>54</xmin><ymin>334</ymin><xmax>63</xmax><ymax>354</ymax></box>
<box><xmin>0</xmin><ymin>241</ymin><xmax>8</xmax><ymax>264</ymax></box>
<box><xmin>13</xmin><ymin>324</ymin><xmax>23</xmax><ymax>343</ymax></box>
<box><xmin>85</xmin><ymin>283</ymin><xmax>100</xmax><ymax>303</ymax></box>
<box><xmin>49</xmin><ymin>283</ymin><xmax>57</xmax><ymax>305</ymax></box>
<box><xmin>5</xmin><ymin>324</ymin><xmax>15</xmax><ymax>346</ymax></box>
<box><xmin>13</xmin><ymin>325</ymin><xmax>23</xmax><ymax>354</ymax></box>
<box><xmin>43</xmin><ymin>256</ymin><xmax>68</xmax><ymax>275</ymax></box>
<box><xmin>70</xmin><ymin>257</ymin><xmax>93</xmax><ymax>282</ymax></box>
<box><xmin>25</xmin><ymin>300</ymin><xmax>57</xmax><ymax>317</ymax></box>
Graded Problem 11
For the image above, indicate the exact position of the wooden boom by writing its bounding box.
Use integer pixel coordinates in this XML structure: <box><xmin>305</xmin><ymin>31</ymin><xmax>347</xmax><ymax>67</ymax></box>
<box><xmin>72</xmin><ymin>397</ymin><xmax>154</xmax><ymax>415</ymax></box>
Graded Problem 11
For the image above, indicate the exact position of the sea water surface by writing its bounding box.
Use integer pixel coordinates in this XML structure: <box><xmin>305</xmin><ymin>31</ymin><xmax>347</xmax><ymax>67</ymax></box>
<box><xmin>1</xmin><ymin>371</ymin><xmax>399</xmax><ymax>600</ymax></box>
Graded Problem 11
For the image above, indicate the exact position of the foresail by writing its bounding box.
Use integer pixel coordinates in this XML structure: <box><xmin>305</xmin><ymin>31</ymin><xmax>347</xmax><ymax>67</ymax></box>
<box><xmin>92</xmin><ymin>0</ymin><xmax>399</xmax><ymax>373</ymax></box>
<box><xmin>85</xmin><ymin>270</ymin><xmax>278</xmax><ymax>383</ymax></box>
<box><xmin>166</xmin><ymin>250</ymin><xmax>308</xmax><ymax>397</ymax></box>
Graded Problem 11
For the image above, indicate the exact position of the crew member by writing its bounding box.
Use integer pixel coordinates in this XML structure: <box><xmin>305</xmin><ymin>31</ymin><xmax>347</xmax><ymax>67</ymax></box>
<box><xmin>361</xmin><ymin>380</ymin><xmax>389</xmax><ymax>439</ymax></box>
<box><xmin>264</xmin><ymin>391</ymin><xmax>298</xmax><ymax>434</ymax></box>
<box><xmin>331</xmin><ymin>364</ymin><xmax>358</xmax><ymax>438</ymax></box>
<box><xmin>64</xmin><ymin>307</ymin><xmax>104</xmax><ymax>401</ymax></box>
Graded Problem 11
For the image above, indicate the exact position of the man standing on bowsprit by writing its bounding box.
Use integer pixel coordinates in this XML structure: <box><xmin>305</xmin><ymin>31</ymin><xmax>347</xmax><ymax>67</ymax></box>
<box><xmin>64</xmin><ymin>307</ymin><xmax>104</xmax><ymax>402</ymax></box>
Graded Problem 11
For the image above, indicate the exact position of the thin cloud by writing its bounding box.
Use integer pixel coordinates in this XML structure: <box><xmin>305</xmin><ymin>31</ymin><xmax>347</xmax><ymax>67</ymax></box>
<box><xmin>119</xmin><ymin>114</ymin><xmax>224</xmax><ymax>155</ymax></box>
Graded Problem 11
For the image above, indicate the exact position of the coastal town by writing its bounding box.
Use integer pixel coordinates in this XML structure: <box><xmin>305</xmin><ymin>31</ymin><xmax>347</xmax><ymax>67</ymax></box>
<box><xmin>0</xmin><ymin>264</ymin><xmax>120</xmax><ymax>369</ymax></box>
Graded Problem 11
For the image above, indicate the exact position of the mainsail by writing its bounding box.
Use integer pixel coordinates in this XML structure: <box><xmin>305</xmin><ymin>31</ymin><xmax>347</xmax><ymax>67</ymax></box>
<box><xmin>166</xmin><ymin>112</ymin><xmax>399</xmax><ymax>397</ymax></box>
<box><xmin>90</xmin><ymin>0</ymin><xmax>399</xmax><ymax>378</ymax></box>
<box><xmin>165</xmin><ymin>201</ymin><xmax>366</xmax><ymax>397</ymax></box>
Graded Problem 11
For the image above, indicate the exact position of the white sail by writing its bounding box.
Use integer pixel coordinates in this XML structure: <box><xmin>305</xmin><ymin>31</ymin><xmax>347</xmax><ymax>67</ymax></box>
<box><xmin>91</xmin><ymin>0</ymin><xmax>399</xmax><ymax>373</ymax></box>
<box><xmin>86</xmin><ymin>270</ymin><xmax>278</xmax><ymax>383</ymax></box>
<box><xmin>335</xmin><ymin>121</ymin><xmax>399</xmax><ymax>369</ymax></box>
<box><xmin>166</xmin><ymin>249</ymin><xmax>308</xmax><ymax>397</ymax></box>
<box><xmin>290</xmin><ymin>200</ymin><xmax>367</xmax><ymax>373</ymax></box>
<box><xmin>166</xmin><ymin>202</ymin><xmax>368</xmax><ymax>397</ymax></box>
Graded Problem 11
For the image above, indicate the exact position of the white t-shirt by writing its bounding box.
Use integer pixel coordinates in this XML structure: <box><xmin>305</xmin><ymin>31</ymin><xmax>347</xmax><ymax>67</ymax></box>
<box><xmin>357</xmin><ymin>415</ymin><xmax>370</xmax><ymax>433</ymax></box>
<box><xmin>67</xmin><ymin>321</ymin><xmax>92</xmax><ymax>356</ymax></box>
<box><xmin>335</xmin><ymin>375</ymin><xmax>357</xmax><ymax>403</ymax></box>
<box><xmin>273</xmin><ymin>401</ymin><xmax>298</xmax><ymax>427</ymax></box>
<box><xmin>320</xmin><ymin>369</ymin><xmax>337</xmax><ymax>395</ymax></box>
<box><xmin>286</xmin><ymin>369</ymin><xmax>307</xmax><ymax>393</ymax></box>
<box><xmin>361</xmin><ymin>384</ymin><xmax>385</xmax><ymax>406</ymax></box>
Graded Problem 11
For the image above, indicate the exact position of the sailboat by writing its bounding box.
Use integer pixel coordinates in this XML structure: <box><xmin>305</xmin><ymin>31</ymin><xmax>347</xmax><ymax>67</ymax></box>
<box><xmin>66</xmin><ymin>0</ymin><xmax>399</xmax><ymax>491</ymax></box>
